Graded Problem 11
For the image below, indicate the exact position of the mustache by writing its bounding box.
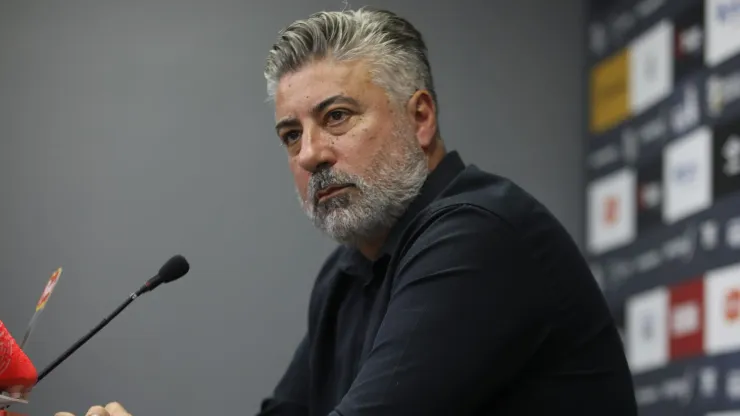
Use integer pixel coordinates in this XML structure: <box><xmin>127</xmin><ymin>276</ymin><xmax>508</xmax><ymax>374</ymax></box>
<box><xmin>308</xmin><ymin>167</ymin><xmax>359</xmax><ymax>203</ymax></box>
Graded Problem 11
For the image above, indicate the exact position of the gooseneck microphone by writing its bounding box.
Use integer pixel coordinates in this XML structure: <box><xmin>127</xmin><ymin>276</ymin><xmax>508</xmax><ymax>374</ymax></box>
<box><xmin>35</xmin><ymin>255</ymin><xmax>190</xmax><ymax>384</ymax></box>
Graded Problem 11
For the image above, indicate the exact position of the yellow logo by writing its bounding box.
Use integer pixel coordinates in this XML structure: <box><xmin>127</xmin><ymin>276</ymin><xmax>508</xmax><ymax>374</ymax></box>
<box><xmin>590</xmin><ymin>49</ymin><xmax>630</xmax><ymax>134</ymax></box>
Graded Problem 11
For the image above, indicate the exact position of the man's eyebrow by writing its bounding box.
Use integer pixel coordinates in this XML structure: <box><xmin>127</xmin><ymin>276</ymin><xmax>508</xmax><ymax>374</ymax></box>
<box><xmin>275</xmin><ymin>95</ymin><xmax>360</xmax><ymax>133</ymax></box>
<box><xmin>312</xmin><ymin>94</ymin><xmax>360</xmax><ymax>115</ymax></box>
<box><xmin>275</xmin><ymin>117</ymin><xmax>300</xmax><ymax>134</ymax></box>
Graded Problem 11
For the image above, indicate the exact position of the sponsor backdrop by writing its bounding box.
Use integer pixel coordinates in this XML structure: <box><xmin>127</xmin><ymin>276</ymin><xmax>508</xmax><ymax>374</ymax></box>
<box><xmin>586</xmin><ymin>0</ymin><xmax>740</xmax><ymax>414</ymax></box>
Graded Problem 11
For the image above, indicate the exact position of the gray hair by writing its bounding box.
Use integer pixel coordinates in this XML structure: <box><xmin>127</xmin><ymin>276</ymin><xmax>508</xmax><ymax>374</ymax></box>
<box><xmin>263</xmin><ymin>7</ymin><xmax>437</xmax><ymax>111</ymax></box>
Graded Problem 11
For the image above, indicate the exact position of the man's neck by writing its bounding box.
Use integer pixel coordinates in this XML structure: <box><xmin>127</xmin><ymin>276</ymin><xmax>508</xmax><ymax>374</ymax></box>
<box><xmin>354</xmin><ymin>142</ymin><xmax>447</xmax><ymax>260</ymax></box>
<box><xmin>427</xmin><ymin>137</ymin><xmax>446</xmax><ymax>171</ymax></box>
<box><xmin>347</xmin><ymin>226</ymin><xmax>387</xmax><ymax>260</ymax></box>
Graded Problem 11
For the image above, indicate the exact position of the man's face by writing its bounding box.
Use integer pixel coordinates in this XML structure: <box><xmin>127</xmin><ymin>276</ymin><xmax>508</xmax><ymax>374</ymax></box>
<box><xmin>273</xmin><ymin>58</ymin><xmax>429</xmax><ymax>245</ymax></box>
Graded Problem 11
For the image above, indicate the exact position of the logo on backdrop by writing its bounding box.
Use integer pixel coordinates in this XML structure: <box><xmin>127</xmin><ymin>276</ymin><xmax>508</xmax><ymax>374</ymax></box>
<box><xmin>604</xmin><ymin>195</ymin><xmax>620</xmax><ymax>224</ymax></box>
<box><xmin>701</xmin><ymin>219</ymin><xmax>720</xmax><ymax>250</ymax></box>
<box><xmin>706</xmin><ymin>0</ymin><xmax>740</xmax><ymax>67</ymax></box>
<box><xmin>627</xmin><ymin>287</ymin><xmax>669</xmax><ymax>374</ymax></box>
<box><xmin>603</xmin><ymin>221</ymin><xmax>701</xmax><ymax>288</ymax></box>
<box><xmin>674</xmin><ymin>2</ymin><xmax>705</xmax><ymax>81</ymax></box>
<box><xmin>727</xmin><ymin>217</ymin><xmax>740</xmax><ymax>249</ymax></box>
<box><xmin>663</xmin><ymin>126</ymin><xmax>713</xmax><ymax>224</ymax></box>
<box><xmin>705</xmin><ymin>262</ymin><xmax>740</xmax><ymax>355</ymax></box>
<box><xmin>634</xmin><ymin>369</ymin><xmax>697</xmax><ymax>407</ymax></box>
<box><xmin>706</xmin><ymin>69</ymin><xmax>740</xmax><ymax>118</ymax></box>
<box><xmin>590</xmin><ymin>49</ymin><xmax>630</xmax><ymax>134</ymax></box>
<box><xmin>588</xmin><ymin>143</ymin><xmax>622</xmax><ymax>171</ymax></box>
<box><xmin>724</xmin><ymin>136</ymin><xmax>740</xmax><ymax>175</ymax></box>
<box><xmin>669</xmin><ymin>82</ymin><xmax>701</xmax><ymax>137</ymax></box>
<box><xmin>629</xmin><ymin>19</ymin><xmax>673</xmax><ymax>115</ymax></box>
<box><xmin>587</xmin><ymin>168</ymin><xmax>637</xmax><ymax>255</ymax></box>
<box><xmin>622</xmin><ymin>127</ymin><xmax>640</xmax><ymax>164</ymax></box>
<box><xmin>637</xmin><ymin>156</ymin><xmax>663</xmax><ymax>233</ymax></box>
<box><xmin>700</xmin><ymin>366</ymin><xmax>720</xmax><ymax>398</ymax></box>
<box><xmin>725</xmin><ymin>368</ymin><xmax>740</xmax><ymax>401</ymax></box>
<box><xmin>713</xmin><ymin>118</ymin><xmax>740</xmax><ymax>199</ymax></box>
<box><xmin>669</xmin><ymin>278</ymin><xmax>705</xmax><ymax>359</ymax></box>
<box><xmin>726</xmin><ymin>289</ymin><xmax>740</xmax><ymax>321</ymax></box>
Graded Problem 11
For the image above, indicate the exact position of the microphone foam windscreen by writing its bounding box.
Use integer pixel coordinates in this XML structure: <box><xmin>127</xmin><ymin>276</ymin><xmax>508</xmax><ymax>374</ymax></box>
<box><xmin>0</xmin><ymin>321</ymin><xmax>37</xmax><ymax>390</ymax></box>
<box><xmin>158</xmin><ymin>255</ymin><xmax>190</xmax><ymax>283</ymax></box>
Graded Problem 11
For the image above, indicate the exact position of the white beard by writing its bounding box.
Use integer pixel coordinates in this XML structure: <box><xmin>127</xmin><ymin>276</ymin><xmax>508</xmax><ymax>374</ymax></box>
<box><xmin>297</xmin><ymin>124</ymin><xmax>429</xmax><ymax>246</ymax></box>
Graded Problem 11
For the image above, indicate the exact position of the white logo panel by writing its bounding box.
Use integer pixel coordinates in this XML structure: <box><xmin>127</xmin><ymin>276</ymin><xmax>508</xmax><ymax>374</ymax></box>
<box><xmin>706</xmin><ymin>0</ymin><xmax>740</xmax><ymax>66</ymax></box>
<box><xmin>587</xmin><ymin>168</ymin><xmax>637</xmax><ymax>255</ymax></box>
<box><xmin>663</xmin><ymin>126</ymin><xmax>713</xmax><ymax>223</ymax></box>
<box><xmin>705</xmin><ymin>262</ymin><xmax>740</xmax><ymax>355</ymax></box>
<box><xmin>626</xmin><ymin>287</ymin><xmax>669</xmax><ymax>374</ymax></box>
<box><xmin>630</xmin><ymin>19</ymin><xmax>674</xmax><ymax>114</ymax></box>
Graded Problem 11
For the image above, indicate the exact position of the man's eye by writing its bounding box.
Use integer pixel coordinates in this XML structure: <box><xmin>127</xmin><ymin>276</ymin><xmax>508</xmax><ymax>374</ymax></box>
<box><xmin>282</xmin><ymin>131</ymin><xmax>301</xmax><ymax>145</ymax></box>
<box><xmin>327</xmin><ymin>110</ymin><xmax>348</xmax><ymax>123</ymax></box>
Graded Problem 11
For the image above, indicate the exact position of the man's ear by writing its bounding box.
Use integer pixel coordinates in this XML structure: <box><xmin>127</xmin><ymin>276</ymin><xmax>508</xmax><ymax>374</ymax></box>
<box><xmin>406</xmin><ymin>90</ymin><xmax>437</xmax><ymax>149</ymax></box>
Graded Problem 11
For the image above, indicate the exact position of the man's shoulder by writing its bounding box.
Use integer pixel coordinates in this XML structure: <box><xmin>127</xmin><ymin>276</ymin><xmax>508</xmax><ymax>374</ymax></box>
<box><xmin>392</xmin><ymin>164</ymin><xmax>585</xmax><ymax>274</ymax></box>
<box><xmin>420</xmin><ymin>165</ymin><xmax>560</xmax><ymax>237</ymax></box>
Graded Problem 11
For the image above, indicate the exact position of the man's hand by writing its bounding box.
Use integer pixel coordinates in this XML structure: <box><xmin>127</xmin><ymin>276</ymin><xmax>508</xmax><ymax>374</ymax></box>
<box><xmin>54</xmin><ymin>401</ymin><xmax>131</xmax><ymax>416</ymax></box>
<box><xmin>2</xmin><ymin>385</ymin><xmax>31</xmax><ymax>400</ymax></box>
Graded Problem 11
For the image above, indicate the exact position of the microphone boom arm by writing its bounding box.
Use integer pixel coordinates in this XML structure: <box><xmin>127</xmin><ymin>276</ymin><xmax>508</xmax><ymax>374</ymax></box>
<box><xmin>36</xmin><ymin>290</ymin><xmax>140</xmax><ymax>384</ymax></box>
<box><xmin>34</xmin><ymin>254</ymin><xmax>189</xmax><ymax>386</ymax></box>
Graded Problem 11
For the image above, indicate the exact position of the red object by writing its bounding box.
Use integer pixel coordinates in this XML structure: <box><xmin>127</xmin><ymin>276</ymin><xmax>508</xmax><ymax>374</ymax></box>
<box><xmin>0</xmin><ymin>321</ymin><xmax>37</xmax><ymax>390</ymax></box>
<box><xmin>726</xmin><ymin>289</ymin><xmax>740</xmax><ymax>322</ymax></box>
<box><xmin>603</xmin><ymin>196</ymin><xmax>620</xmax><ymax>225</ymax></box>
<box><xmin>669</xmin><ymin>277</ymin><xmax>705</xmax><ymax>360</ymax></box>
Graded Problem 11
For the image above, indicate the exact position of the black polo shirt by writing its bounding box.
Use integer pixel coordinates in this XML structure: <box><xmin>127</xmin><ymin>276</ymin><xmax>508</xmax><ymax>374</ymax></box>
<box><xmin>258</xmin><ymin>151</ymin><xmax>637</xmax><ymax>416</ymax></box>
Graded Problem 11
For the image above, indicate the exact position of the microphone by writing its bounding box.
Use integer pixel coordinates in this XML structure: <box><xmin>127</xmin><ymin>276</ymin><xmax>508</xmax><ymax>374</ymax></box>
<box><xmin>35</xmin><ymin>255</ymin><xmax>190</xmax><ymax>385</ymax></box>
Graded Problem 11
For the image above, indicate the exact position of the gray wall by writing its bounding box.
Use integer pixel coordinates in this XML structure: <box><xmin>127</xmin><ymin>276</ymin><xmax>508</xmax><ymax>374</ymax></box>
<box><xmin>0</xmin><ymin>1</ymin><xmax>584</xmax><ymax>414</ymax></box>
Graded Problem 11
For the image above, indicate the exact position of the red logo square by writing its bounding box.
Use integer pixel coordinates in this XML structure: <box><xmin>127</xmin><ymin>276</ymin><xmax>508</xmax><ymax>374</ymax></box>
<box><xmin>603</xmin><ymin>196</ymin><xmax>620</xmax><ymax>225</ymax></box>
<box><xmin>669</xmin><ymin>277</ymin><xmax>704</xmax><ymax>360</ymax></box>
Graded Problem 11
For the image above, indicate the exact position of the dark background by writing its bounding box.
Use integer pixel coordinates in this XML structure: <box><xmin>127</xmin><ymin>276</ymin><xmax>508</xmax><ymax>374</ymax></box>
<box><xmin>585</xmin><ymin>0</ymin><xmax>740</xmax><ymax>414</ymax></box>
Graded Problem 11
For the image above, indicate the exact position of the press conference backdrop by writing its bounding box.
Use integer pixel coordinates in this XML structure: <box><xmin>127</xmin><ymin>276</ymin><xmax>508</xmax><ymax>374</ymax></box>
<box><xmin>585</xmin><ymin>0</ymin><xmax>740</xmax><ymax>414</ymax></box>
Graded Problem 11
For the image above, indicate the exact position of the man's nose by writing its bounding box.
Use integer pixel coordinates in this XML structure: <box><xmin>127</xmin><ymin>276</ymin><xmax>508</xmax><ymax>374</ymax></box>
<box><xmin>297</xmin><ymin>128</ymin><xmax>336</xmax><ymax>173</ymax></box>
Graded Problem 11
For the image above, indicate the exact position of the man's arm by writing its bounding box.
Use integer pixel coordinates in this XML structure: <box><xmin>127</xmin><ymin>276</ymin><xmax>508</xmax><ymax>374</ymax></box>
<box><xmin>331</xmin><ymin>205</ymin><xmax>551</xmax><ymax>415</ymax></box>
<box><xmin>257</xmin><ymin>334</ymin><xmax>310</xmax><ymax>416</ymax></box>
<box><xmin>258</xmin><ymin>245</ymin><xmax>348</xmax><ymax>416</ymax></box>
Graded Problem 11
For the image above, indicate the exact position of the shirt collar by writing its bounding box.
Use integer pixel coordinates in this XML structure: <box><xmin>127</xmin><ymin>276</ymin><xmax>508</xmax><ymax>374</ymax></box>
<box><xmin>378</xmin><ymin>150</ymin><xmax>466</xmax><ymax>257</ymax></box>
<box><xmin>337</xmin><ymin>150</ymin><xmax>466</xmax><ymax>278</ymax></box>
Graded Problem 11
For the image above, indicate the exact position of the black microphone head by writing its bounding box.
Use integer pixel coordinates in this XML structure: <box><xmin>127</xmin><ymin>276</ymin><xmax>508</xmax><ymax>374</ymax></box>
<box><xmin>158</xmin><ymin>254</ymin><xmax>190</xmax><ymax>283</ymax></box>
<box><xmin>138</xmin><ymin>255</ymin><xmax>190</xmax><ymax>295</ymax></box>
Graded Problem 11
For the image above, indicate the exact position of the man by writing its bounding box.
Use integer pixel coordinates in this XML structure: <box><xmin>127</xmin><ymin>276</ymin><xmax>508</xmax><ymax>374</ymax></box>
<box><xmin>56</xmin><ymin>7</ymin><xmax>638</xmax><ymax>416</ymax></box>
